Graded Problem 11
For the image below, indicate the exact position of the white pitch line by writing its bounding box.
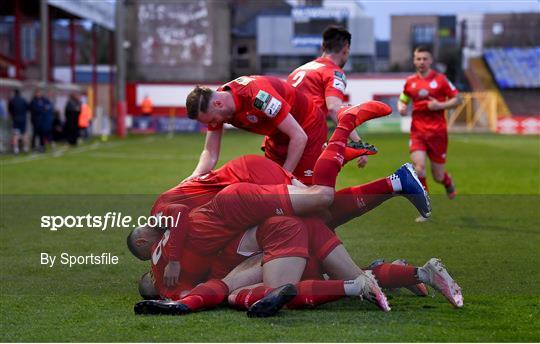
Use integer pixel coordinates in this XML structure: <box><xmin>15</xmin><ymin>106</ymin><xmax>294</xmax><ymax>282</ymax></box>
<box><xmin>86</xmin><ymin>152</ymin><xmax>199</xmax><ymax>161</ymax></box>
<box><xmin>1</xmin><ymin>141</ymin><xmax>127</xmax><ymax>165</ymax></box>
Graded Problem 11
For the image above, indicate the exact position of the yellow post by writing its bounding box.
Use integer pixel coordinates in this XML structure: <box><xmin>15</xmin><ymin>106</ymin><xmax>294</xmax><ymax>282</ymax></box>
<box><xmin>87</xmin><ymin>86</ymin><xmax>94</xmax><ymax>113</ymax></box>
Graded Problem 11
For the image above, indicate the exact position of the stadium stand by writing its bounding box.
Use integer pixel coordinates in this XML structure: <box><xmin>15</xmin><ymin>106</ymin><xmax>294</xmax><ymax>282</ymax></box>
<box><xmin>483</xmin><ymin>47</ymin><xmax>540</xmax><ymax>116</ymax></box>
<box><xmin>484</xmin><ymin>47</ymin><xmax>540</xmax><ymax>89</ymax></box>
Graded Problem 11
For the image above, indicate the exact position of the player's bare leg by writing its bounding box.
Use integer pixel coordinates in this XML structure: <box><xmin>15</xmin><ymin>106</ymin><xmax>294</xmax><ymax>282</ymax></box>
<box><xmin>321</xmin><ymin>244</ymin><xmax>362</xmax><ymax>280</ymax></box>
<box><xmin>287</xmin><ymin>184</ymin><xmax>334</xmax><ymax>215</ymax></box>
<box><xmin>263</xmin><ymin>257</ymin><xmax>307</xmax><ymax>288</ymax></box>
<box><xmin>411</xmin><ymin>150</ymin><xmax>428</xmax><ymax>188</ymax></box>
<box><xmin>222</xmin><ymin>254</ymin><xmax>263</xmax><ymax>292</ymax></box>
<box><xmin>411</xmin><ymin>150</ymin><xmax>430</xmax><ymax>222</ymax></box>
<box><xmin>321</xmin><ymin>244</ymin><xmax>390</xmax><ymax>311</ymax></box>
<box><xmin>431</xmin><ymin>161</ymin><xmax>456</xmax><ymax>199</ymax></box>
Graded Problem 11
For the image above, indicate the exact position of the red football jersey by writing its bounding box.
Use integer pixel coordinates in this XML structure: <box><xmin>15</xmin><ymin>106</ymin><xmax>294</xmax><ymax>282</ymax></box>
<box><xmin>287</xmin><ymin>56</ymin><xmax>347</xmax><ymax>115</ymax></box>
<box><xmin>151</xmin><ymin>155</ymin><xmax>293</xmax><ymax>216</ymax></box>
<box><xmin>150</xmin><ymin>241</ymin><xmax>213</xmax><ymax>300</ymax></box>
<box><xmin>208</xmin><ymin>75</ymin><xmax>319</xmax><ymax>136</ymax></box>
<box><xmin>149</xmin><ymin>209</ymin><xmax>212</xmax><ymax>300</ymax></box>
<box><xmin>401</xmin><ymin>70</ymin><xmax>459</xmax><ymax>133</ymax></box>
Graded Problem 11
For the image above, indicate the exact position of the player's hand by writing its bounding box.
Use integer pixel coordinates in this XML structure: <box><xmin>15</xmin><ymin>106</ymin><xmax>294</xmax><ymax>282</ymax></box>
<box><xmin>427</xmin><ymin>97</ymin><xmax>444</xmax><ymax>111</ymax></box>
<box><xmin>357</xmin><ymin>155</ymin><xmax>368</xmax><ymax>168</ymax></box>
<box><xmin>181</xmin><ymin>173</ymin><xmax>201</xmax><ymax>183</ymax></box>
<box><xmin>163</xmin><ymin>261</ymin><xmax>181</xmax><ymax>288</ymax></box>
<box><xmin>397</xmin><ymin>102</ymin><xmax>408</xmax><ymax>116</ymax></box>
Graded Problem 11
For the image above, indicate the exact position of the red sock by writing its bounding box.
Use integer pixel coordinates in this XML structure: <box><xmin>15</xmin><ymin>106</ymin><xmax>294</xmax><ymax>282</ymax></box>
<box><xmin>230</xmin><ymin>285</ymin><xmax>273</xmax><ymax>310</ymax></box>
<box><xmin>328</xmin><ymin>178</ymin><xmax>394</xmax><ymax>228</ymax></box>
<box><xmin>442</xmin><ymin>172</ymin><xmax>452</xmax><ymax>187</ymax></box>
<box><xmin>419</xmin><ymin>176</ymin><xmax>429</xmax><ymax>192</ymax></box>
<box><xmin>370</xmin><ymin>263</ymin><xmax>419</xmax><ymax>288</ymax></box>
<box><xmin>179</xmin><ymin>279</ymin><xmax>229</xmax><ymax>311</ymax></box>
<box><xmin>287</xmin><ymin>280</ymin><xmax>345</xmax><ymax>309</ymax></box>
<box><xmin>312</xmin><ymin>114</ymin><xmax>356</xmax><ymax>187</ymax></box>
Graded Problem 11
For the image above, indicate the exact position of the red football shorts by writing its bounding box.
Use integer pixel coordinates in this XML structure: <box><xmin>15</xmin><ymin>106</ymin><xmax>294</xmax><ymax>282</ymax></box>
<box><xmin>409</xmin><ymin>131</ymin><xmax>448</xmax><ymax>164</ymax></box>
<box><xmin>187</xmin><ymin>183</ymin><xmax>294</xmax><ymax>256</ymax></box>
<box><xmin>300</xmin><ymin>217</ymin><xmax>343</xmax><ymax>280</ymax></box>
<box><xmin>208</xmin><ymin>216</ymin><xmax>310</xmax><ymax>279</ymax></box>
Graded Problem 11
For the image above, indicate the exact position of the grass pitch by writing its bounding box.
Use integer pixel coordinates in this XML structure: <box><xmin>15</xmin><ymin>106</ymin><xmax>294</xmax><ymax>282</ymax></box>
<box><xmin>1</xmin><ymin>132</ymin><xmax>539</xmax><ymax>342</ymax></box>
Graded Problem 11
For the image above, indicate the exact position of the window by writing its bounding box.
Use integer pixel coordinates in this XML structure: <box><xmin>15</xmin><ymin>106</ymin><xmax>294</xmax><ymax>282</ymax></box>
<box><xmin>412</xmin><ymin>25</ymin><xmax>435</xmax><ymax>44</ymax></box>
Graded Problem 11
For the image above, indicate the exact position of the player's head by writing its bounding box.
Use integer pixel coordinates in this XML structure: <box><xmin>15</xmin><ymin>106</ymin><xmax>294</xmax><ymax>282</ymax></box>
<box><xmin>322</xmin><ymin>25</ymin><xmax>351</xmax><ymax>67</ymax></box>
<box><xmin>413</xmin><ymin>45</ymin><xmax>433</xmax><ymax>74</ymax></box>
<box><xmin>186</xmin><ymin>86</ymin><xmax>231</xmax><ymax>126</ymax></box>
<box><xmin>126</xmin><ymin>225</ymin><xmax>164</xmax><ymax>261</ymax></box>
<box><xmin>138</xmin><ymin>271</ymin><xmax>160</xmax><ymax>300</ymax></box>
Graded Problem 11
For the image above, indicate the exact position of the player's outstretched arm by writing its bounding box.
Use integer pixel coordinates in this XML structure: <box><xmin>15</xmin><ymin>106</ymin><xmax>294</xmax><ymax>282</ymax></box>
<box><xmin>184</xmin><ymin>128</ymin><xmax>223</xmax><ymax>182</ymax></box>
<box><xmin>277</xmin><ymin>114</ymin><xmax>308</xmax><ymax>173</ymax></box>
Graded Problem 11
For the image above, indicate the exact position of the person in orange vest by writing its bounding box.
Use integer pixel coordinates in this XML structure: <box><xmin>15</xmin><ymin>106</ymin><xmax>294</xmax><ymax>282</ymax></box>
<box><xmin>78</xmin><ymin>97</ymin><xmax>93</xmax><ymax>141</ymax></box>
<box><xmin>141</xmin><ymin>94</ymin><xmax>153</xmax><ymax>117</ymax></box>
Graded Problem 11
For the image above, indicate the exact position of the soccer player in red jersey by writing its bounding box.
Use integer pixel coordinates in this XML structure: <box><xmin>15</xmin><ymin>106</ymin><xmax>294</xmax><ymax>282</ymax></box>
<box><xmin>185</xmin><ymin>75</ymin><xmax>328</xmax><ymax>185</ymax></box>
<box><xmin>397</xmin><ymin>46</ymin><xmax>461</xmax><ymax>221</ymax></box>
<box><xmin>287</xmin><ymin>26</ymin><xmax>371</xmax><ymax>168</ymax></box>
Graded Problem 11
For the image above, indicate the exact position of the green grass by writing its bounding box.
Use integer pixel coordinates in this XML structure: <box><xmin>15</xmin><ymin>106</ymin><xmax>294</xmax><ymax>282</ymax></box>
<box><xmin>1</xmin><ymin>132</ymin><xmax>539</xmax><ymax>342</ymax></box>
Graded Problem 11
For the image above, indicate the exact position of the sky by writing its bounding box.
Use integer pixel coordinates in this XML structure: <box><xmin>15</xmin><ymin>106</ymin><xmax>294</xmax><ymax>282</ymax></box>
<box><xmin>328</xmin><ymin>0</ymin><xmax>540</xmax><ymax>40</ymax></box>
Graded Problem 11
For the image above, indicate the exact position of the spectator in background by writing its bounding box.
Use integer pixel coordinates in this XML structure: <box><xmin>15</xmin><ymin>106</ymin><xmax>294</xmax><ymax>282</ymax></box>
<box><xmin>78</xmin><ymin>97</ymin><xmax>92</xmax><ymax>141</ymax></box>
<box><xmin>64</xmin><ymin>92</ymin><xmax>81</xmax><ymax>146</ymax></box>
<box><xmin>0</xmin><ymin>98</ymin><xmax>8</xmax><ymax>153</ymax></box>
<box><xmin>141</xmin><ymin>94</ymin><xmax>153</xmax><ymax>117</ymax></box>
<box><xmin>40</xmin><ymin>90</ymin><xmax>54</xmax><ymax>151</ymax></box>
<box><xmin>29</xmin><ymin>89</ymin><xmax>52</xmax><ymax>152</ymax></box>
<box><xmin>52</xmin><ymin>110</ymin><xmax>64</xmax><ymax>143</ymax></box>
<box><xmin>8</xmin><ymin>89</ymin><xmax>28</xmax><ymax>154</ymax></box>
<box><xmin>29</xmin><ymin>89</ymin><xmax>43</xmax><ymax>150</ymax></box>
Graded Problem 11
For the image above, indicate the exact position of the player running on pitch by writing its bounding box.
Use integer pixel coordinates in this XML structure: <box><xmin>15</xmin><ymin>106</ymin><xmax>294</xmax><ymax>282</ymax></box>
<box><xmin>397</xmin><ymin>46</ymin><xmax>461</xmax><ymax>222</ymax></box>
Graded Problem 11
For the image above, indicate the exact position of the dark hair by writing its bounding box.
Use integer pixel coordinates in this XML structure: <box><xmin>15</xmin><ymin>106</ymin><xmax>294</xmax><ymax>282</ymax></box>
<box><xmin>322</xmin><ymin>25</ymin><xmax>351</xmax><ymax>53</ymax></box>
<box><xmin>414</xmin><ymin>45</ymin><xmax>432</xmax><ymax>56</ymax></box>
<box><xmin>138</xmin><ymin>272</ymin><xmax>160</xmax><ymax>300</ymax></box>
<box><xmin>186</xmin><ymin>86</ymin><xmax>214</xmax><ymax>120</ymax></box>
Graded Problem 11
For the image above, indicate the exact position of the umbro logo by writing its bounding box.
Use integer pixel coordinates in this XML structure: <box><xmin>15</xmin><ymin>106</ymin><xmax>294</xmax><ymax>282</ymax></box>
<box><xmin>334</xmin><ymin>153</ymin><xmax>344</xmax><ymax>165</ymax></box>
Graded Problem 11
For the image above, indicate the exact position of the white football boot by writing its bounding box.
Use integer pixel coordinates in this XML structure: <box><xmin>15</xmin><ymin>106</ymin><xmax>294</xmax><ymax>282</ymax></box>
<box><xmin>422</xmin><ymin>258</ymin><xmax>463</xmax><ymax>308</ymax></box>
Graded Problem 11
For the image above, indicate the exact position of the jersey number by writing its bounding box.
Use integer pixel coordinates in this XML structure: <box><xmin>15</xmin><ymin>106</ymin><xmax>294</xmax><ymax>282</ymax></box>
<box><xmin>291</xmin><ymin>71</ymin><xmax>306</xmax><ymax>87</ymax></box>
<box><xmin>151</xmin><ymin>229</ymin><xmax>170</xmax><ymax>265</ymax></box>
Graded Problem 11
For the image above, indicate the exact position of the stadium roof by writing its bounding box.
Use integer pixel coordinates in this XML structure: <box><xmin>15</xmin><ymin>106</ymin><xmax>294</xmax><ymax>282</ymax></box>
<box><xmin>0</xmin><ymin>0</ymin><xmax>114</xmax><ymax>30</ymax></box>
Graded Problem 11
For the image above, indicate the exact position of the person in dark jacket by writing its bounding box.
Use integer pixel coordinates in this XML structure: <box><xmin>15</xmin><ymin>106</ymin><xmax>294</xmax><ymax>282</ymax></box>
<box><xmin>40</xmin><ymin>90</ymin><xmax>54</xmax><ymax>150</ymax></box>
<box><xmin>29</xmin><ymin>89</ymin><xmax>54</xmax><ymax>152</ymax></box>
<box><xmin>8</xmin><ymin>89</ymin><xmax>28</xmax><ymax>154</ymax></box>
<box><xmin>29</xmin><ymin>89</ymin><xmax>44</xmax><ymax>151</ymax></box>
<box><xmin>52</xmin><ymin>109</ymin><xmax>64</xmax><ymax>142</ymax></box>
<box><xmin>64</xmin><ymin>92</ymin><xmax>81</xmax><ymax>146</ymax></box>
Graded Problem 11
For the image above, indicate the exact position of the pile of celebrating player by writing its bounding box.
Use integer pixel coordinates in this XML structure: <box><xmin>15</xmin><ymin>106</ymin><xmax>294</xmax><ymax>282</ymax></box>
<box><xmin>127</xmin><ymin>26</ymin><xmax>463</xmax><ymax>317</ymax></box>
